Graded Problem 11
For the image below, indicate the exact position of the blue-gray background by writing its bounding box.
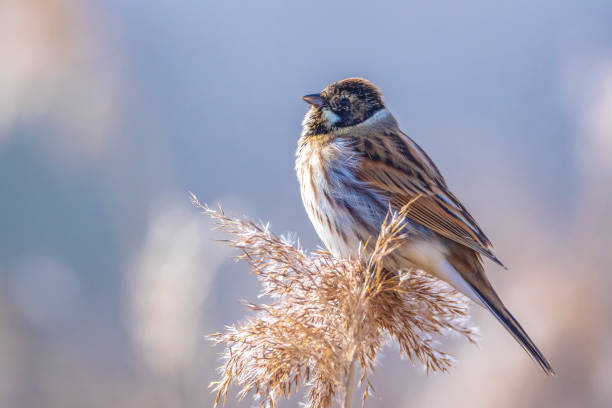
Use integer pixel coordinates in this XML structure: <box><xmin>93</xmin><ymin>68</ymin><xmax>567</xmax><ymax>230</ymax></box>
<box><xmin>1</xmin><ymin>1</ymin><xmax>611</xmax><ymax>407</ymax></box>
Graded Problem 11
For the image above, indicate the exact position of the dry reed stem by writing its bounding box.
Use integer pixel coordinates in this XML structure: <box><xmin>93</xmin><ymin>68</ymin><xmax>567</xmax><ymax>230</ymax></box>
<box><xmin>190</xmin><ymin>193</ymin><xmax>478</xmax><ymax>408</ymax></box>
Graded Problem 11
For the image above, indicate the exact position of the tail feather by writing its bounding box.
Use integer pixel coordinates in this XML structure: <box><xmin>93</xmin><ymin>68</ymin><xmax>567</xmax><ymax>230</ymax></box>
<box><xmin>470</xmin><ymin>285</ymin><xmax>555</xmax><ymax>375</ymax></box>
<box><xmin>444</xmin><ymin>244</ymin><xmax>555</xmax><ymax>375</ymax></box>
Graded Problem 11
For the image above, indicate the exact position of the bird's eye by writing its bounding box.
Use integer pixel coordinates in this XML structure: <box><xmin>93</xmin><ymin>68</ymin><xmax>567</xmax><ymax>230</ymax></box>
<box><xmin>332</xmin><ymin>97</ymin><xmax>350</xmax><ymax>111</ymax></box>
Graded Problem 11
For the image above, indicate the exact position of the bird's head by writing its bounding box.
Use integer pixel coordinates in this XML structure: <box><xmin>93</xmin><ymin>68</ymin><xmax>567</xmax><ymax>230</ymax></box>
<box><xmin>301</xmin><ymin>78</ymin><xmax>386</xmax><ymax>136</ymax></box>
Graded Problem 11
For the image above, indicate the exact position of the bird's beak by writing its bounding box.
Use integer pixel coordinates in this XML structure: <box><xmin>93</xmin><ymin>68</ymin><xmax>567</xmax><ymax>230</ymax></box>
<box><xmin>302</xmin><ymin>93</ymin><xmax>324</xmax><ymax>107</ymax></box>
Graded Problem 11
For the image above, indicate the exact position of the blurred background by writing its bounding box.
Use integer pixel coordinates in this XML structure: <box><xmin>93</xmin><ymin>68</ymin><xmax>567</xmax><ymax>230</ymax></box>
<box><xmin>1</xmin><ymin>0</ymin><xmax>611</xmax><ymax>407</ymax></box>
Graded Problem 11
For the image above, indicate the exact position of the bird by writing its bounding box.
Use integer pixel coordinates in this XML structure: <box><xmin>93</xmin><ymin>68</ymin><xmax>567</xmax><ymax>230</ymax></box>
<box><xmin>295</xmin><ymin>77</ymin><xmax>554</xmax><ymax>374</ymax></box>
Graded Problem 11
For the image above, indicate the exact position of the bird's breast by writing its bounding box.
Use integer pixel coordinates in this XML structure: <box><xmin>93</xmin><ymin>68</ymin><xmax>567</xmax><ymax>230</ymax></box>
<box><xmin>296</xmin><ymin>138</ymin><xmax>386</xmax><ymax>259</ymax></box>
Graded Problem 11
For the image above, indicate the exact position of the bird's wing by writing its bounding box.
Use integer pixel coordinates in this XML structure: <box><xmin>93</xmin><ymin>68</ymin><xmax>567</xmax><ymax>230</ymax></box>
<box><xmin>352</xmin><ymin>129</ymin><xmax>505</xmax><ymax>268</ymax></box>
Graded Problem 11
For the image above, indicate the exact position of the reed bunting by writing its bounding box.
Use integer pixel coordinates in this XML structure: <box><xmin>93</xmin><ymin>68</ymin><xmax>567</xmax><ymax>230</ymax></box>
<box><xmin>295</xmin><ymin>78</ymin><xmax>553</xmax><ymax>374</ymax></box>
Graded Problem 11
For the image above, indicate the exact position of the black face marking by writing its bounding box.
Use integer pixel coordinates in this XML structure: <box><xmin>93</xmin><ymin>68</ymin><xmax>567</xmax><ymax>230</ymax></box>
<box><xmin>302</xmin><ymin>78</ymin><xmax>386</xmax><ymax>136</ymax></box>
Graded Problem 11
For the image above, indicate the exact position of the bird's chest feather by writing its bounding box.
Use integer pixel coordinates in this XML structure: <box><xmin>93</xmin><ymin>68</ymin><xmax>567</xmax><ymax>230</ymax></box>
<box><xmin>296</xmin><ymin>138</ymin><xmax>385</xmax><ymax>258</ymax></box>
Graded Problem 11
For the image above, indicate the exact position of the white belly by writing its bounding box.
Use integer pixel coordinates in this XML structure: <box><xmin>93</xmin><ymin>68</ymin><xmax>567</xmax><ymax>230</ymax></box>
<box><xmin>300</xmin><ymin>170</ymin><xmax>374</xmax><ymax>259</ymax></box>
<box><xmin>297</xmin><ymin>139</ymin><xmax>384</xmax><ymax>259</ymax></box>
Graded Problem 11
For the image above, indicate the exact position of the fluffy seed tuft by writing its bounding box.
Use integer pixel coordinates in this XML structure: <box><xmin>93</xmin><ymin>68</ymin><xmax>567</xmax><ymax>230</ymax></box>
<box><xmin>191</xmin><ymin>192</ymin><xmax>478</xmax><ymax>408</ymax></box>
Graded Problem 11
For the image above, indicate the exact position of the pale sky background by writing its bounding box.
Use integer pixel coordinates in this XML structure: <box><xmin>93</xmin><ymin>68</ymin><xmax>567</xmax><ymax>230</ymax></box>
<box><xmin>1</xmin><ymin>1</ymin><xmax>612</xmax><ymax>407</ymax></box>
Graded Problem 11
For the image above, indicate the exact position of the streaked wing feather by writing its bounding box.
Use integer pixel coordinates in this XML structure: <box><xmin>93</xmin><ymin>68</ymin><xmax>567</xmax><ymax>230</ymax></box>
<box><xmin>353</xmin><ymin>130</ymin><xmax>505</xmax><ymax>268</ymax></box>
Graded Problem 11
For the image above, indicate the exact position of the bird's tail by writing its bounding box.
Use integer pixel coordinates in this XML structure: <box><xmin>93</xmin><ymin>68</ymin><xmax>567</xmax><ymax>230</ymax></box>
<box><xmin>445</xmin><ymin>248</ymin><xmax>555</xmax><ymax>375</ymax></box>
<box><xmin>470</xmin><ymin>283</ymin><xmax>555</xmax><ymax>375</ymax></box>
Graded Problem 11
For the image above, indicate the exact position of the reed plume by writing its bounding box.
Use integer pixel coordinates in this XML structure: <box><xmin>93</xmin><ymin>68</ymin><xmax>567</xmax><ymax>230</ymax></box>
<box><xmin>191</xmin><ymin>193</ymin><xmax>478</xmax><ymax>408</ymax></box>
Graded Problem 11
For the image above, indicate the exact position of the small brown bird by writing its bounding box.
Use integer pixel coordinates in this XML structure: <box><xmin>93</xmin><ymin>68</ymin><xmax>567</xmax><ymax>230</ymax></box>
<box><xmin>295</xmin><ymin>78</ymin><xmax>554</xmax><ymax>374</ymax></box>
